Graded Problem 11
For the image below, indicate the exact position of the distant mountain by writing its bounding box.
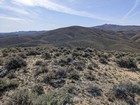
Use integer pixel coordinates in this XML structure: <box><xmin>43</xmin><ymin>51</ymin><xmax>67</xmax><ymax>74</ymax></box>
<box><xmin>0</xmin><ymin>31</ymin><xmax>47</xmax><ymax>38</ymax></box>
<box><xmin>94</xmin><ymin>24</ymin><xmax>140</xmax><ymax>31</ymax></box>
<box><xmin>94</xmin><ymin>24</ymin><xmax>140</xmax><ymax>44</ymax></box>
<box><xmin>0</xmin><ymin>25</ymin><xmax>140</xmax><ymax>52</ymax></box>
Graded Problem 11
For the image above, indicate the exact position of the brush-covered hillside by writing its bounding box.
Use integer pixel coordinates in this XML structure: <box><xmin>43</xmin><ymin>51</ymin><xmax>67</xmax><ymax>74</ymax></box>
<box><xmin>0</xmin><ymin>46</ymin><xmax>140</xmax><ymax>105</ymax></box>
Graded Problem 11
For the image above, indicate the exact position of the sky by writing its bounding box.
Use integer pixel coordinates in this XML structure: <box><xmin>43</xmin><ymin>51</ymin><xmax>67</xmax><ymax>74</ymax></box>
<box><xmin>0</xmin><ymin>0</ymin><xmax>140</xmax><ymax>32</ymax></box>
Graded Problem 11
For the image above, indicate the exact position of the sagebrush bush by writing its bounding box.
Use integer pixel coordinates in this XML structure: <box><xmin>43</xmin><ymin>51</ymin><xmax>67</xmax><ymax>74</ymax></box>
<box><xmin>35</xmin><ymin>60</ymin><xmax>43</xmax><ymax>66</ymax></box>
<box><xmin>113</xmin><ymin>82</ymin><xmax>140</xmax><ymax>105</ymax></box>
<box><xmin>0</xmin><ymin>79</ymin><xmax>18</xmax><ymax>96</ymax></box>
<box><xmin>68</xmin><ymin>70</ymin><xmax>80</xmax><ymax>81</ymax></box>
<box><xmin>18</xmin><ymin>53</ymin><xmax>27</xmax><ymax>59</ymax></box>
<box><xmin>99</xmin><ymin>57</ymin><xmax>108</xmax><ymax>64</ymax></box>
<box><xmin>58</xmin><ymin>58</ymin><xmax>72</xmax><ymax>66</ymax></box>
<box><xmin>32</xmin><ymin>84</ymin><xmax>44</xmax><ymax>95</ymax></box>
<box><xmin>87</xmin><ymin>85</ymin><xmax>102</xmax><ymax>97</ymax></box>
<box><xmin>84</xmin><ymin>72</ymin><xmax>95</xmax><ymax>81</ymax></box>
<box><xmin>2</xmin><ymin>49</ymin><xmax>9</xmax><ymax>57</ymax></box>
<box><xmin>44</xmin><ymin>68</ymin><xmax>67</xmax><ymax>88</ymax></box>
<box><xmin>0</xmin><ymin>59</ymin><xmax>3</xmax><ymax>66</ymax></box>
<box><xmin>73</xmin><ymin>61</ymin><xmax>85</xmax><ymax>71</ymax></box>
<box><xmin>5</xmin><ymin>56</ymin><xmax>27</xmax><ymax>70</ymax></box>
<box><xmin>6</xmin><ymin>89</ymin><xmax>71</xmax><ymax>105</ymax></box>
<box><xmin>98</xmin><ymin>53</ymin><xmax>109</xmax><ymax>64</ymax></box>
<box><xmin>66</xmin><ymin>85</ymin><xmax>78</xmax><ymax>95</ymax></box>
<box><xmin>33</xmin><ymin>65</ymin><xmax>48</xmax><ymax>77</ymax></box>
<box><xmin>113</xmin><ymin>82</ymin><xmax>140</xmax><ymax>98</ymax></box>
<box><xmin>34</xmin><ymin>91</ymin><xmax>71</xmax><ymax>105</ymax></box>
<box><xmin>6</xmin><ymin>89</ymin><xmax>35</xmax><ymax>105</ymax></box>
<box><xmin>42</xmin><ymin>52</ymin><xmax>51</xmax><ymax>60</ymax></box>
<box><xmin>116</xmin><ymin>57</ymin><xmax>137</xmax><ymax>69</ymax></box>
<box><xmin>27</xmin><ymin>50</ymin><xmax>40</xmax><ymax>56</ymax></box>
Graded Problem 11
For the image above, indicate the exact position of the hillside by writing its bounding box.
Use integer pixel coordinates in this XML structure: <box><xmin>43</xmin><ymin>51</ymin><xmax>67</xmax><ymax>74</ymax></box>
<box><xmin>94</xmin><ymin>24</ymin><xmax>140</xmax><ymax>31</ymax></box>
<box><xmin>0</xmin><ymin>26</ymin><xmax>140</xmax><ymax>52</ymax></box>
<box><xmin>38</xmin><ymin>26</ymin><xmax>140</xmax><ymax>52</ymax></box>
<box><xmin>0</xmin><ymin>25</ymin><xmax>140</xmax><ymax>105</ymax></box>
<box><xmin>94</xmin><ymin>24</ymin><xmax>140</xmax><ymax>44</ymax></box>
<box><xmin>0</xmin><ymin>46</ymin><xmax>140</xmax><ymax>105</ymax></box>
<box><xmin>131</xmin><ymin>32</ymin><xmax>140</xmax><ymax>43</ymax></box>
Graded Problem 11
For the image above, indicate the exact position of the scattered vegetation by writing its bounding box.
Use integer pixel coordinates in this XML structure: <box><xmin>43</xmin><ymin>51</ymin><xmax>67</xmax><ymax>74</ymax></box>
<box><xmin>6</xmin><ymin>89</ymin><xmax>34</xmax><ymax>105</ymax></box>
<box><xmin>0</xmin><ymin>47</ymin><xmax>140</xmax><ymax>105</ymax></box>
<box><xmin>0</xmin><ymin>79</ymin><xmax>18</xmax><ymax>96</ymax></box>
<box><xmin>116</xmin><ymin>57</ymin><xmax>137</xmax><ymax>69</ymax></box>
<box><xmin>34</xmin><ymin>91</ymin><xmax>71</xmax><ymax>105</ymax></box>
<box><xmin>5</xmin><ymin>56</ymin><xmax>27</xmax><ymax>70</ymax></box>
<box><xmin>112</xmin><ymin>82</ymin><xmax>140</xmax><ymax>105</ymax></box>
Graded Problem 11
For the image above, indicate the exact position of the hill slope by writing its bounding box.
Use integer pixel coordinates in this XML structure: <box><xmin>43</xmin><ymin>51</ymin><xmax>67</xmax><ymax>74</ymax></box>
<box><xmin>0</xmin><ymin>26</ymin><xmax>140</xmax><ymax>52</ymax></box>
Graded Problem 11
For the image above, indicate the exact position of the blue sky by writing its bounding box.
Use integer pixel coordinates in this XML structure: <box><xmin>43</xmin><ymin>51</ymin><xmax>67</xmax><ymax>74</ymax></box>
<box><xmin>0</xmin><ymin>0</ymin><xmax>140</xmax><ymax>32</ymax></box>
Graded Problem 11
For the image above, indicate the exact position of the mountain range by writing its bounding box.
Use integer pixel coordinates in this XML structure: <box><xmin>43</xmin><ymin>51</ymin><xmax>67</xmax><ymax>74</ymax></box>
<box><xmin>0</xmin><ymin>24</ymin><xmax>140</xmax><ymax>52</ymax></box>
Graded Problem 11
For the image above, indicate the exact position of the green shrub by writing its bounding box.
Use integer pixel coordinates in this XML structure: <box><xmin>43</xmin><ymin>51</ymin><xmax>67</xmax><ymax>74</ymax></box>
<box><xmin>116</xmin><ymin>57</ymin><xmax>137</xmax><ymax>69</ymax></box>
<box><xmin>0</xmin><ymin>58</ymin><xmax>3</xmax><ymax>66</ymax></box>
<box><xmin>34</xmin><ymin>91</ymin><xmax>71</xmax><ymax>105</ymax></box>
<box><xmin>113</xmin><ymin>82</ymin><xmax>140</xmax><ymax>105</ymax></box>
<box><xmin>32</xmin><ymin>84</ymin><xmax>44</xmax><ymax>95</ymax></box>
<box><xmin>115</xmin><ymin>52</ymin><xmax>127</xmax><ymax>59</ymax></box>
<box><xmin>44</xmin><ymin>68</ymin><xmax>67</xmax><ymax>88</ymax></box>
<box><xmin>99</xmin><ymin>54</ymin><xmax>109</xmax><ymax>64</ymax></box>
<box><xmin>84</xmin><ymin>72</ymin><xmax>95</xmax><ymax>81</ymax></box>
<box><xmin>6</xmin><ymin>89</ymin><xmax>34</xmax><ymax>105</ymax></box>
<box><xmin>73</xmin><ymin>61</ymin><xmax>85</xmax><ymax>71</ymax></box>
<box><xmin>2</xmin><ymin>49</ymin><xmax>9</xmax><ymax>57</ymax></box>
<box><xmin>113</xmin><ymin>82</ymin><xmax>140</xmax><ymax>98</ymax></box>
<box><xmin>18</xmin><ymin>53</ymin><xmax>27</xmax><ymax>59</ymax></box>
<box><xmin>66</xmin><ymin>85</ymin><xmax>78</xmax><ymax>95</ymax></box>
<box><xmin>87</xmin><ymin>85</ymin><xmax>102</xmax><ymax>97</ymax></box>
<box><xmin>35</xmin><ymin>60</ymin><xmax>43</xmax><ymax>66</ymax></box>
<box><xmin>87</xmin><ymin>64</ymin><xmax>94</xmax><ymax>70</ymax></box>
<box><xmin>58</xmin><ymin>58</ymin><xmax>72</xmax><ymax>66</ymax></box>
<box><xmin>82</xmin><ymin>52</ymin><xmax>91</xmax><ymax>58</ymax></box>
<box><xmin>0</xmin><ymin>79</ymin><xmax>18</xmax><ymax>96</ymax></box>
<box><xmin>33</xmin><ymin>65</ymin><xmax>48</xmax><ymax>77</ymax></box>
<box><xmin>68</xmin><ymin>70</ymin><xmax>80</xmax><ymax>81</ymax></box>
<box><xmin>27</xmin><ymin>50</ymin><xmax>40</xmax><ymax>56</ymax></box>
<box><xmin>99</xmin><ymin>57</ymin><xmax>108</xmax><ymax>64</ymax></box>
<box><xmin>42</xmin><ymin>52</ymin><xmax>51</xmax><ymax>60</ymax></box>
<box><xmin>7</xmin><ymin>72</ymin><xmax>16</xmax><ymax>79</ymax></box>
<box><xmin>5</xmin><ymin>56</ymin><xmax>27</xmax><ymax>70</ymax></box>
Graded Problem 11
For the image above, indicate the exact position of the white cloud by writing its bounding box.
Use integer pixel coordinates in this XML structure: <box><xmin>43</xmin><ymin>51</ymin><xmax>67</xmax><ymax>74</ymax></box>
<box><xmin>12</xmin><ymin>0</ymin><xmax>34</xmax><ymax>6</ymax></box>
<box><xmin>122</xmin><ymin>0</ymin><xmax>140</xmax><ymax>20</ymax></box>
<box><xmin>0</xmin><ymin>5</ymin><xmax>29</xmax><ymax>15</ymax></box>
<box><xmin>0</xmin><ymin>15</ymin><xmax>25</xmax><ymax>21</ymax></box>
<box><xmin>12</xmin><ymin>0</ymin><xmax>117</xmax><ymax>22</ymax></box>
<box><xmin>127</xmin><ymin>11</ymin><xmax>140</xmax><ymax>19</ymax></box>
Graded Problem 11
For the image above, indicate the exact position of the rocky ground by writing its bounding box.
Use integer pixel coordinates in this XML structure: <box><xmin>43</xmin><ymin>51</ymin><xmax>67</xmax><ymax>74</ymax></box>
<box><xmin>0</xmin><ymin>46</ymin><xmax>140</xmax><ymax>105</ymax></box>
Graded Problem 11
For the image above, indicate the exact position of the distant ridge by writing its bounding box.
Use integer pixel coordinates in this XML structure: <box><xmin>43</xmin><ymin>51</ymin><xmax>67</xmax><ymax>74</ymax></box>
<box><xmin>0</xmin><ymin>25</ymin><xmax>140</xmax><ymax>52</ymax></box>
<box><xmin>0</xmin><ymin>31</ymin><xmax>47</xmax><ymax>37</ymax></box>
<box><xmin>94</xmin><ymin>24</ymin><xmax>140</xmax><ymax>31</ymax></box>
